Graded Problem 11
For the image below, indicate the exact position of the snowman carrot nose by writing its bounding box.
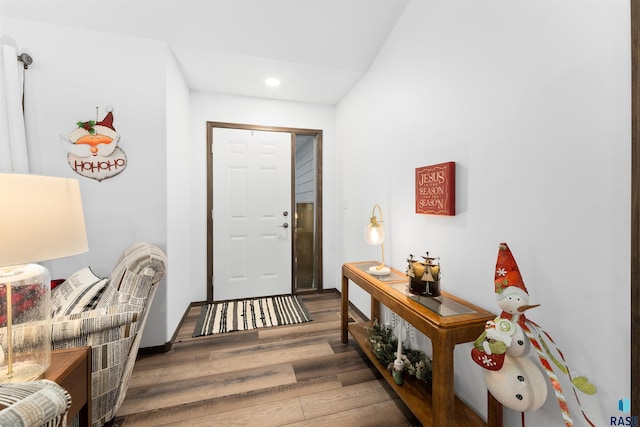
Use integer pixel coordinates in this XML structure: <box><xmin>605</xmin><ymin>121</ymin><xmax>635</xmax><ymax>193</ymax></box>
<box><xmin>517</xmin><ymin>304</ymin><xmax>540</xmax><ymax>313</ymax></box>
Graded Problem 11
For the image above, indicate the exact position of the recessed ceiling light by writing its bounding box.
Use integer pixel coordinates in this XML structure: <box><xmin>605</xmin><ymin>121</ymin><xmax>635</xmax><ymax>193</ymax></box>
<box><xmin>265</xmin><ymin>77</ymin><xmax>280</xmax><ymax>87</ymax></box>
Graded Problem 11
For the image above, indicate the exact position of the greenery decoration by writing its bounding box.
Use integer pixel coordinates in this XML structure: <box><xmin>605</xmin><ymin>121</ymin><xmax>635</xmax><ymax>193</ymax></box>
<box><xmin>77</xmin><ymin>120</ymin><xmax>96</xmax><ymax>134</ymax></box>
<box><xmin>367</xmin><ymin>319</ymin><xmax>432</xmax><ymax>384</ymax></box>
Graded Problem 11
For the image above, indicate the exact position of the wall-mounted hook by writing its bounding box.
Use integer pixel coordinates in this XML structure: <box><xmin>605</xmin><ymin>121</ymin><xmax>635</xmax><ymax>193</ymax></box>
<box><xmin>17</xmin><ymin>52</ymin><xmax>33</xmax><ymax>69</ymax></box>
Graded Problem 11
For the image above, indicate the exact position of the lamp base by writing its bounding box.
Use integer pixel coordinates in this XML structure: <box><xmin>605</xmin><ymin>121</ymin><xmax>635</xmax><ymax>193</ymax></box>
<box><xmin>369</xmin><ymin>265</ymin><xmax>391</xmax><ymax>276</ymax></box>
<box><xmin>0</xmin><ymin>361</ymin><xmax>46</xmax><ymax>383</ymax></box>
<box><xmin>0</xmin><ymin>263</ymin><xmax>52</xmax><ymax>384</ymax></box>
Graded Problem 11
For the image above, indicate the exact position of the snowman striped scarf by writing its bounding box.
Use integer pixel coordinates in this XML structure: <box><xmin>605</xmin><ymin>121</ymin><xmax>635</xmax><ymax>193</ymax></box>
<box><xmin>521</xmin><ymin>317</ymin><xmax>596</xmax><ymax>427</ymax></box>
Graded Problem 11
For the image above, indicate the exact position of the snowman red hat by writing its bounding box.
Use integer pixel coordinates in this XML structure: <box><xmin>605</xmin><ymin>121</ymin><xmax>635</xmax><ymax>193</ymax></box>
<box><xmin>494</xmin><ymin>243</ymin><xmax>529</xmax><ymax>304</ymax></box>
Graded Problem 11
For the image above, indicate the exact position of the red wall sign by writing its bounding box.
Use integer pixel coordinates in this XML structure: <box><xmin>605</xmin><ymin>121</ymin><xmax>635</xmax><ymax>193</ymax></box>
<box><xmin>415</xmin><ymin>162</ymin><xmax>455</xmax><ymax>216</ymax></box>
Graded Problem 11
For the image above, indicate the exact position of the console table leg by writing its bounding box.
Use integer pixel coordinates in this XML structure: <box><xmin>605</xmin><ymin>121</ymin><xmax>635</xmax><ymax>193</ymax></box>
<box><xmin>431</xmin><ymin>335</ymin><xmax>455</xmax><ymax>426</ymax></box>
<box><xmin>488</xmin><ymin>391</ymin><xmax>503</xmax><ymax>427</ymax></box>
<box><xmin>371</xmin><ymin>297</ymin><xmax>380</xmax><ymax>322</ymax></box>
<box><xmin>341</xmin><ymin>273</ymin><xmax>349</xmax><ymax>343</ymax></box>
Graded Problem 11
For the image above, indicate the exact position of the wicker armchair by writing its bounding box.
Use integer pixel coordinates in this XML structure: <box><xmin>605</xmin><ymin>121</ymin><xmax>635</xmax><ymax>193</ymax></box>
<box><xmin>50</xmin><ymin>243</ymin><xmax>167</xmax><ymax>427</ymax></box>
<box><xmin>0</xmin><ymin>379</ymin><xmax>72</xmax><ymax>427</ymax></box>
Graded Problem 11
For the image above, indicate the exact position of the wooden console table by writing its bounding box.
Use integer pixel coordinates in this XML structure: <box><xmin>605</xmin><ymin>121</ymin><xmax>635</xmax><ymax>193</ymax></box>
<box><xmin>341</xmin><ymin>261</ymin><xmax>502</xmax><ymax>427</ymax></box>
<box><xmin>45</xmin><ymin>347</ymin><xmax>91</xmax><ymax>427</ymax></box>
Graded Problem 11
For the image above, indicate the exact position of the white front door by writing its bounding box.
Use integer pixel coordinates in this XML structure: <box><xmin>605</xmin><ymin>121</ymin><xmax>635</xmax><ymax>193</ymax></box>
<box><xmin>212</xmin><ymin>128</ymin><xmax>292</xmax><ymax>301</ymax></box>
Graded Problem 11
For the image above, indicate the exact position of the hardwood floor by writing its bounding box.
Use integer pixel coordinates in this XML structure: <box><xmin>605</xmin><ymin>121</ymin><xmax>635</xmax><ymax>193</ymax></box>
<box><xmin>112</xmin><ymin>291</ymin><xmax>420</xmax><ymax>427</ymax></box>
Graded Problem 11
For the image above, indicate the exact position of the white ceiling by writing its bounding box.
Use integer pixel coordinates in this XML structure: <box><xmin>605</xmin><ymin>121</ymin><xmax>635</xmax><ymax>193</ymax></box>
<box><xmin>0</xmin><ymin>0</ymin><xmax>409</xmax><ymax>105</ymax></box>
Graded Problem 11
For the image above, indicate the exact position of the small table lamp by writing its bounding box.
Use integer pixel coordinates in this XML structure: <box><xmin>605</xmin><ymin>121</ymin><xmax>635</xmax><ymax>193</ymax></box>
<box><xmin>0</xmin><ymin>173</ymin><xmax>88</xmax><ymax>383</ymax></box>
<box><xmin>364</xmin><ymin>204</ymin><xmax>390</xmax><ymax>275</ymax></box>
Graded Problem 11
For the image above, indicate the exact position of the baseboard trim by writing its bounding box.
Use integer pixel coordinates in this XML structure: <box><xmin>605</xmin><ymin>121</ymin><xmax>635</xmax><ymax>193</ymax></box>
<box><xmin>137</xmin><ymin>341</ymin><xmax>172</xmax><ymax>357</ymax></box>
<box><xmin>138</xmin><ymin>301</ymin><xmax>207</xmax><ymax>357</ymax></box>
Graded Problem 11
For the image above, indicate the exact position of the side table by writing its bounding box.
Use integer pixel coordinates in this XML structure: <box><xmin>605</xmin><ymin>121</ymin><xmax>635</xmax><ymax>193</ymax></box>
<box><xmin>341</xmin><ymin>261</ymin><xmax>502</xmax><ymax>426</ymax></box>
<box><xmin>45</xmin><ymin>347</ymin><xmax>91</xmax><ymax>427</ymax></box>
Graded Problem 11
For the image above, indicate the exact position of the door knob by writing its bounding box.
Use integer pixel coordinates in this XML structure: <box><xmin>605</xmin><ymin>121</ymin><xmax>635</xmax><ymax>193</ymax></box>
<box><xmin>277</xmin><ymin>222</ymin><xmax>289</xmax><ymax>228</ymax></box>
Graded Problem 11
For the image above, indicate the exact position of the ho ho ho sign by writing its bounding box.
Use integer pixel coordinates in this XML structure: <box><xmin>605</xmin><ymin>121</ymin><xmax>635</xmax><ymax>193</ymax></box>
<box><xmin>61</xmin><ymin>107</ymin><xmax>127</xmax><ymax>182</ymax></box>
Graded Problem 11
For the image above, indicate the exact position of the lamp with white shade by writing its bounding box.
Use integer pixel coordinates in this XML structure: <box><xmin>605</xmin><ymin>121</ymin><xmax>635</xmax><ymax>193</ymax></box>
<box><xmin>364</xmin><ymin>204</ymin><xmax>390</xmax><ymax>275</ymax></box>
<box><xmin>0</xmin><ymin>173</ymin><xmax>88</xmax><ymax>382</ymax></box>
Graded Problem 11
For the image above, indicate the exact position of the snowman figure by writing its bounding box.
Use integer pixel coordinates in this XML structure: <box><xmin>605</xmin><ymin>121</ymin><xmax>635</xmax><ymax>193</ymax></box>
<box><xmin>471</xmin><ymin>243</ymin><xmax>597</xmax><ymax>425</ymax></box>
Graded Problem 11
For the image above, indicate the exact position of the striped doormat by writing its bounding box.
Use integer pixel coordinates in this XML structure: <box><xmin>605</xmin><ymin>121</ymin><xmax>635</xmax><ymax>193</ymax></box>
<box><xmin>192</xmin><ymin>294</ymin><xmax>312</xmax><ymax>337</ymax></box>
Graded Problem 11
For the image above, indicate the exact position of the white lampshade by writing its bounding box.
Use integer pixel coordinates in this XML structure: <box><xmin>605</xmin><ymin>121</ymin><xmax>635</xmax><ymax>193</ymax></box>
<box><xmin>0</xmin><ymin>173</ymin><xmax>89</xmax><ymax>267</ymax></box>
<box><xmin>0</xmin><ymin>173</ymin><xmax>88</xmax><ymax>382</ymax></box>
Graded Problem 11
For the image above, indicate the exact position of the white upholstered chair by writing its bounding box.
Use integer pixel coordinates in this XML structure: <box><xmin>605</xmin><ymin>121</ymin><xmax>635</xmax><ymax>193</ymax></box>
<box><xmin>50</xmin><ymin>243</ymin><xmax>167</xmax><ymax>427</ymax></box>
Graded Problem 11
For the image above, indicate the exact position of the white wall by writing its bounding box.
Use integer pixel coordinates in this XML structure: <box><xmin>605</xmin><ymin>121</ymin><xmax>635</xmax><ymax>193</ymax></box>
<box><xmin>1</xmin><ymin>18</ymin><xmax>172</xmax><ymax>346</ymax></box>
<box><xmin>163</xmin><ymin>49</ymin><xmax>192</xmax><ymax>346</ymax></box>
<box><xmin>337</xmin><ymin>1</ymin><xmax>629</xmax><ymax>426</ymax></box>
<box><xmin>188</xmin><ymin>92</ymin><xmax>339</xmax><ymax>303</ymax></box>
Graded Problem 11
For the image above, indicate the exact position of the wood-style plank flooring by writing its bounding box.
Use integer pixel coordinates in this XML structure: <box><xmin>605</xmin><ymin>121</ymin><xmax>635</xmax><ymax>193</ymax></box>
<box><xmin>111</xmin><ymin>291</ymin><xmax>420</xmax><ymax>427</ymax></box>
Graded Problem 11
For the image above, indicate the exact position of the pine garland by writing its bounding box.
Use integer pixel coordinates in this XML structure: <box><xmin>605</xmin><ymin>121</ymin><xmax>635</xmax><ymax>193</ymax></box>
<box><xmin>367</xmin><ymin>320</ymin><xmax>432</xmax><ymax>384</ymax></box>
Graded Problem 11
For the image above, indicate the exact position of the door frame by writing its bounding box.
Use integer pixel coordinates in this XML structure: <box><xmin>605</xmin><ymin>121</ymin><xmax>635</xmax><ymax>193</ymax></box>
<box><xmin>206</xmin><ymin>121</ymin><xmax>323</xmax><ymax>303</ymax></box>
